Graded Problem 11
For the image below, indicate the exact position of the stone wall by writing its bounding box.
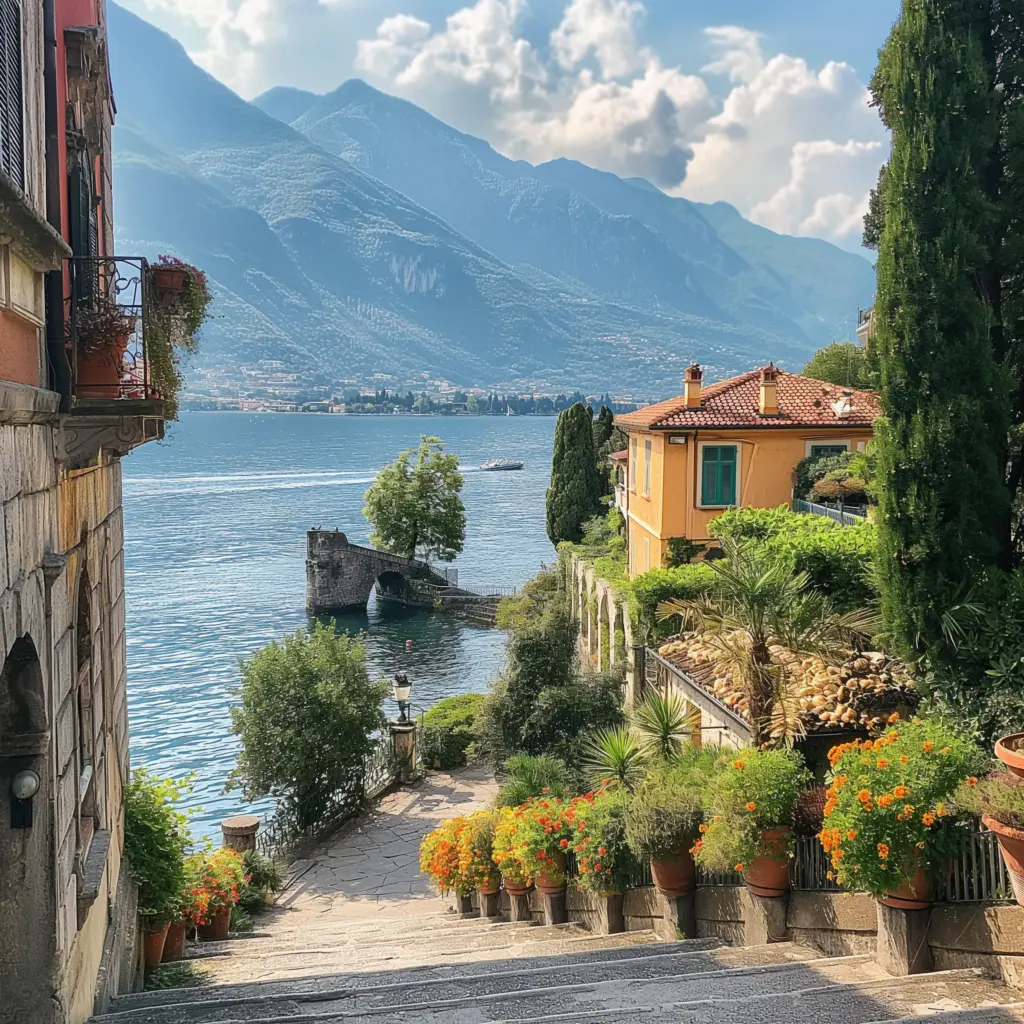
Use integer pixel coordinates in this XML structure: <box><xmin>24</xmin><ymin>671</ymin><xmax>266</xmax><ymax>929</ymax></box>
<box><xmin>0</xmin><ymin>382</ymin><xmax>136</xmax><ymax>1023</ymax></box>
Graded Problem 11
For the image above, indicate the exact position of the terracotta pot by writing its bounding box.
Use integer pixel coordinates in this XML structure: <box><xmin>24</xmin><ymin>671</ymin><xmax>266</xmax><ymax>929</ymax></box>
<box><xmin>197</xmin><ymin>905</ymin><xmax>232</xmax><ymax>941</ymax></box>
<box><xmin>996</xmin><ymin>735</ymin><xmax>1024</xmax><ymax>780</ymax></box>
<box><xmin>143</xmin><ymin>921</ymin><xmax>169</xmax><ymax>970</ymax></box>
<box><xmin>76</xmin><ymin>332</ymin><xmax>129</xmax><ymax>398</ymax></box>
<box><xmin>536</xmin><ymin>852</ymin><xmax>567</xmax><ymax>895</ymax></box>
<box><xmin>651</xmin><ymin>851</ymin><xmax>696</xmax><ymax>897</ymax></box>
<box><xmin>150</xmin><ymin>265</ymin><xmax>189</xmax><ymax>300</ymax></box>
<box><xmin>501</xmin><ymin>873</ymin><xmax>532</xmax><ymax>897</ymax></box>
<box><xmin>983</xmin><ymin>815</ymin><xmax>1024</xmax><ymax>907</ymax></box>
<box><xmin>744</xmin><ymin>827</ymin><xmax>791</xmax><ymax>898</ymax></box>
<box><xmin>478</xmin><ymin>875</ymin><xmax>502</xmax><ymax>896</ymax></box>
<box><xmin>163</xmin><ymin>920</ymin><xmax>187</xmax><ymax>961</ymax></box>
<box><xmin>880</xmin><ymin>864</ymin><xmax>932</xmax><ymax>911</ymax></box>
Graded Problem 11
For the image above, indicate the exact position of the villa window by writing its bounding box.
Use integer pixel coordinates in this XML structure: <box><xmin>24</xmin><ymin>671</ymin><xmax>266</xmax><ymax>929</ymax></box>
<box><xmin>642</xmin><ymin>439</ymin><xmax>651</xmax><ymax>496</ymax></box>
<box><xmin>700</xmin><ymin>444</ymin><xmax>738</xmax><ymax>507</ymax></box>
<box><xmin>809</xmin><ymin>443</ymin><xmax>849</xmax><ymax>460</ymax></box>
<box><xmin>629</xmin><ymin>437</ymin><xmax>637</xmax><ymax>491</ymax></box>
<box><xmin>0</xmin><ymin>0</ymin><xmax>25</xmax><ymax>189</ymax></box>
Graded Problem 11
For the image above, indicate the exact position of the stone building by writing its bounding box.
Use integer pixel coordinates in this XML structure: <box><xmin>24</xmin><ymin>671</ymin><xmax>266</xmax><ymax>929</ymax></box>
<box><xmin>1</xmin><ymin>1</ymin><xmax>165</xmax><ymax>1020</ymax></box>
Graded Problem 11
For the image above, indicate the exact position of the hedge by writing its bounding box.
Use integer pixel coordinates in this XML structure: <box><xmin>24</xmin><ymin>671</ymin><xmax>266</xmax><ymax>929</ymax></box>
<box><xmin>421</xmin><ymin>693</ymin><xmax>487</xmax><ymax>769</ymax></box>
<box><xmin>710</xmin><ymin>505</ymin><xmax>876</xmax><ymax>610</ymax></box>
<box><xmin>624</xmin><ymin>564</ymin><xmax>716</xmax><ymax>642</ymax></box>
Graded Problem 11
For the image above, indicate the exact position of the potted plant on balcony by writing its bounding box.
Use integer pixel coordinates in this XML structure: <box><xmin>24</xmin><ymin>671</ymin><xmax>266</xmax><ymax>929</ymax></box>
<box><xmin>693</xmin><ymin>748</ymin><xmax>810</xmax><ymax>897</ymax></box>
<box><xmin>72</xmin><ymin>297</ymin><xmax>137</xmax><ymax>398</ymax></box>
<box><xmin>626</xmin><ymin>756</ymin><xmax>707</xmax><ymax>897</ymax></box>
<box><xmin>820</xmin><ymin>717</ymin><xmax>984</xmax><ymax>909</ymax></box>
<box><xmin>955</xmin><ymin>771</ymin><xmax>1024</xmax><ymax>906</ymax></box>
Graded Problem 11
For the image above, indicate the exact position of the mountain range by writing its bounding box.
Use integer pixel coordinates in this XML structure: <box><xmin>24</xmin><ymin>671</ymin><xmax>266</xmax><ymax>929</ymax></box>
<box><xmin>107</xmin><ymin>4</ymin><xmax>876</xmax><ymax>394</ymax></box>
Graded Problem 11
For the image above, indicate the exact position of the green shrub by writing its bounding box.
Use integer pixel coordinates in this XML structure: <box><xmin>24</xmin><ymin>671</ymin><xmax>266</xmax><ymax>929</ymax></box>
<box><xmin>624</xmin><ymin>564</ymin><xmax>716</xmax><ymax>642</ymax></box>
<box><xmin>664</xmin><ymin>538</ymin><xmax>705</xmax><ymax>567</ymax></box>
<box><xmin>124</xmin><ymin>769</ymin><xmax>193</xmax><ymax>923</ymax></box>
<box><xmin>571</xmin><ymin>787</ymin><xmax>637</xmax><ymax>894</ymax></box>
<box><xmin>956</xmin><ymin>772</ymin><xmax>1024</xmax><ymax>829</ymax></box>
<box><xmin>237</xmin><ymin>850</ymin><xmax>286</xmax><ymax>914</ymax></box>
<box><xmin>626</xmin><ymin>750</ymin><xmax>711</xmax><ymax>862</ymax></box>
<box><xmin>793</xmin><ymin>452</ymin><xmax>857</xmax><ymax>501</ymax></box>
<box><xmin>227</xmin><ymin>621</ymin><xmax>387</xmax><ymax>833</ymax></box>
<box><xmin>421</xmin><ymin>694</ymin><xmax>486</xmax><ymax>769</ymax></box>
<box><xmin>710</xmin><ymin>505</ymin><xmax>876</xmax><ymax>610</ymax></box>
<box><xmin>495</xmin><ymin>754</ymin><xmax>570</xmax><ymax>807</ymax></box>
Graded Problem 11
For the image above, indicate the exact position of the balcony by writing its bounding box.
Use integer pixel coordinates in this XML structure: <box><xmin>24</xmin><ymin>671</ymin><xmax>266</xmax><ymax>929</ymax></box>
<box><xmin>59</xmin><ymin>256</ymin><xmax>166</xmax><ymax>466</ymax></box>
<box><xmin>856</xmin><ymin>305</ymin><xmax>875</xmax><ymax>347</ymax></box>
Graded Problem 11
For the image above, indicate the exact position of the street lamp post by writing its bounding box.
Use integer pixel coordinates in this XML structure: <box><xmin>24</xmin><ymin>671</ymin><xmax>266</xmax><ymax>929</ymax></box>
<box><xmin>393</xmin><ymin>673</ymin><xmax>412</xmax><ymax>724</ymax></box>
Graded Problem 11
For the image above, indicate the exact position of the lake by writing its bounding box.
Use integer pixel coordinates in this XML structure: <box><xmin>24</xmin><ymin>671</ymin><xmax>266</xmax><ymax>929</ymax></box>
<box><xmin>121</xmin><ymin>412</ymin><xmax>556</xmax><ymax>837</ymax></box>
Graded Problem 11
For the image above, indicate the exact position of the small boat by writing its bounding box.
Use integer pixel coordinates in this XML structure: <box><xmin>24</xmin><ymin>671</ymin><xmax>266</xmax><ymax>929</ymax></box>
<box><xmin>480</xmin><ymin>458</ymin><xmax>524</xmax><ymax>471</ymax></box>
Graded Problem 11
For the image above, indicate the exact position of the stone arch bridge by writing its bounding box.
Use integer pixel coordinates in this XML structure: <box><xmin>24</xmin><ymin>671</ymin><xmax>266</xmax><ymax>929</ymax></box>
<box><xmin>305</xmin><ymin>530</ymin><xmax>452</xmax><ymax>614</ymax></box>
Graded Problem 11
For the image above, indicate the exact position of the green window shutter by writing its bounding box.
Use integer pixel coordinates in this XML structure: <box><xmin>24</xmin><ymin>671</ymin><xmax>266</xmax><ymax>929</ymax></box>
<box><xmin>701</xmin><ymin>446</ymin><xmax>738</xmax><ymax>506</ymax></box>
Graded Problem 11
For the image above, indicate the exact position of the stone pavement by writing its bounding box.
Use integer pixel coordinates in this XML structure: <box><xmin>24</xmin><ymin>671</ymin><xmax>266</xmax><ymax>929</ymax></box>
<box><xmin>264</xmin><ymin>767</ymin><xmax>498</xmax><ymax>926</ymax></box>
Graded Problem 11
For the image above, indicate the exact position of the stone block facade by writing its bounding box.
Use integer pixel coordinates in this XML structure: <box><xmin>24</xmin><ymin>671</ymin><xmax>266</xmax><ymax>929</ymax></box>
<box><xmin>0</xmin><ymin>383</ymin><xmax>139</xmax><ymax>1023</ymax></box>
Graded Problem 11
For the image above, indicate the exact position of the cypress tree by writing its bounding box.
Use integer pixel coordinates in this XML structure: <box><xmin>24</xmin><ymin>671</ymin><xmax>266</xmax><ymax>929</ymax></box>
<box><xmin>547</xmin><ymin>402</ymin><xmax>602</xmax><ymax>545</ymax></box>
<box><xmin>871</xmin><ymin>0</ymin><xmax>1011</xmax><ymax>657</ymax></box>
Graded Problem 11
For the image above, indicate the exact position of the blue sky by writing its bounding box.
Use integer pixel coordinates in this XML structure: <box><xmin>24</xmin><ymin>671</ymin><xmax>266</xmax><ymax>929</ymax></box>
<box><xmin>117</xmin><ymin>0</ymin><xmax>899</xmax><ymax>249</ymax></box>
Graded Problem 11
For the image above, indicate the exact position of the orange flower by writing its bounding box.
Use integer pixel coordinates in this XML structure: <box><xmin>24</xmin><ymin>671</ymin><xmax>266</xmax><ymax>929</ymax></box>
<box><xmin>559</xmin><ymin>839</ymin><xmax>569</xmax><ymax>849</ymax></box>
<box><xmin>735</xmin><ymin>863</ymin><xmax>744</xmax><ymax>872</ymax></box>
<box><xmin>733</xmin><ymin>760</ymin><xmax>746</xmax><ymax>770</ymax></box>
<box><xmin>745</xmin><ymin>802</ymin><xmax>757</xmax><ymax>812</ymax></box>
<box><xmin>877</xmin><ymin>758</ymin><xmax>890</xmax><ymax>769</ymax></box>
<box><xmin>922</xmin><ymin>741</ymin><xmax>934</xmax><ymax>753</ymax></box>
<box><xmin>598</xmin><ymin>847</ymin><xmax>607</xmax><ymax>856</ymax></box>
<box><xmin>877</xmin><ymin>843</ymin><xmax>889</xmax><ymax>860</ymax></box>
<box><xmin>847</xmin><ymin>829</ymin><xmax>858</xmax><ymax>841</ymax></box>
<box><xmin>900</xmin><ymin>755</ymin><xmax>910</xmax><ymax>765</ymax></box>
<box><xmin>940</xmin><ymin>747</ymin><xmax>950</xmax><ymax>756</ymax></box>
<box><xmin>893</xmin><ymin>785</ymin><xmax>909</xmax><ymax>799</ymax></box>
<box><xmin>594</xmin><ymin>863</ymin><xmax>602</xmax><ymax>872</ymax></box>
<box><xmin>699</xmin><ymin>824</ymin><xmax>708</xmax><ymax>833</ymax></box>
<box><xmin>922</xmin><ymin>812</ymin><xmax>936</xmax><ymax>826</ymax></box>
<box><xmin>878</xmin><ymin>794</ymin><xmax>895</xmax><ymax>808</ymax></box>
<box><xmin>887</xmin><ymin>712</ymin><xmax>901</xmax><ymax>724</ymax></box>
<box><xmin>967</xmin><ymin>777</ymin><xmax>979</xmax><ymax>787</ymax></box>
<box><xmin>857</xmin><ymin>789</ymin><xmax>872</xmax><ymax>803</ymax></box>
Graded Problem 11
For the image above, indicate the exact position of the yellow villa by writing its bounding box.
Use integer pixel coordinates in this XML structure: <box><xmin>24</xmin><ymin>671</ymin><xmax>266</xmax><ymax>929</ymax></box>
<box><xmin>613</xmin><ymin>364</ymin><xmax>881</xmax><ymax>577</ymax></box>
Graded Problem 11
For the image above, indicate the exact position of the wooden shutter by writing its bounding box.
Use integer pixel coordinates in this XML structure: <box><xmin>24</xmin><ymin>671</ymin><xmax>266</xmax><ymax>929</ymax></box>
<box><xmin>0</xmin><ymin>0</ymin><xmax>24</xmax><ymax>189</ymax></box>
<box><xmin>69</xmin><ymin>160</ymin><xmax>99</xmax><ymax>304</ymax></box>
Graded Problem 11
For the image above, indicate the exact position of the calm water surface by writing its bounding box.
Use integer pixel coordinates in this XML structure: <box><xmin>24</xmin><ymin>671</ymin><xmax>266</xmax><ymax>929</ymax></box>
<box><xmin>122</xmin><ymin>413</ymin><xmax>555</xmax><ymax>837</ymax></box>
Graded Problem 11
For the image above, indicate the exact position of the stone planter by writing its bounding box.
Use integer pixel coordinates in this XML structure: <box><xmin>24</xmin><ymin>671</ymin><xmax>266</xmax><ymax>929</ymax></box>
<box><xmin>143</xmin><ymin>921</ymin><xmax>169</xmax><ymax>970</ymax></box>
<box><xmin>996</xmin><ymin>735</ymin><xmax>1024</xmax><ymax>780</ymax></box>
<box><xmin>163</xmin><ymin>920</ymin><xmax>187</xmax><ymax>961</ymax></box>
<box><xmin>879</xmin><ymin>864</ymin><xmax>932</xmax><ymax>911</ymax></box>
<box><xmin>198</xmin><ymin>906</ymin><xmax>232</xmax><ymax>941</ymax></box>
<box><xmin>651</xmin><ymin>852</ymin><xmax>696</xmax><ymax>897</ymax></box>
<box><xmin>744</xmin><ymin>827</ymin><xmax>791</xmax><ymax>898</ymax></box>
<box><xmin>983</xmin><ymin>814</ymin><xmax>1024</xmax><ymax>906</ymax></box>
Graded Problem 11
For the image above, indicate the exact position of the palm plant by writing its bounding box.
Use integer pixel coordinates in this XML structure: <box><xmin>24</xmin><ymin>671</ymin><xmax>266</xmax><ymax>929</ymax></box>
<box><xmin>629</xmin><ymin>690</ymin><xmax>699</xmax><ymax>762</ymax></box>
<box><xmin>495</xmin><ymin>754</ymin><xmax>569</xmax><ymax>807</ymax></box>
<box><xmin>656</xmin><ymin>538</ymin><xmax>880</xmax><ymax>748</ymax></box>
<box><xmin>582</xmin><ymin>726</ymin><xmax>646</xmax><ymax>791</ymax></box>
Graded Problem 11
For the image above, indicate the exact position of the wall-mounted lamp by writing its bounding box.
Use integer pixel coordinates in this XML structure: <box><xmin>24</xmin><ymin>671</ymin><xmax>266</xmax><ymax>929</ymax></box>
<box><xmin>11</xmin><ymin>769</ymin><xmax>40</xmax><ymax>829</ymax></box>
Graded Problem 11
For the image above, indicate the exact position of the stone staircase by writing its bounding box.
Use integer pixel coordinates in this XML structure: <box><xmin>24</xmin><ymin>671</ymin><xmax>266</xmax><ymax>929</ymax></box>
<box><xmin>89</xmin><ymin>911</ymin><xmax>1024</xmax><ymax>1024</ymax></box>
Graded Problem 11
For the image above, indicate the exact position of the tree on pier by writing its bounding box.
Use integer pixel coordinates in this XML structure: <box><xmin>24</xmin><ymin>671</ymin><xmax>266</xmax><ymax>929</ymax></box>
<box><xmin>363</xmin><ymin>435</ymin><xmax>466</xmax><ymax>562</ymax></box>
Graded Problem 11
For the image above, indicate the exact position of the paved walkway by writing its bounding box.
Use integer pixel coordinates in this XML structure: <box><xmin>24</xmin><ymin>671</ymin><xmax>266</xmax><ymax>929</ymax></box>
<box><xmin>265</xmin><ymin>767</ymin><xmax>498</xmax><ymax>926</ymax></box>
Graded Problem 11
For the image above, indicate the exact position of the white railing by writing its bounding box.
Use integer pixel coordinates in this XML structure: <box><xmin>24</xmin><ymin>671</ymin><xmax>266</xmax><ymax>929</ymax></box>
<box><xmin>793</xmin><ymin>499</ymin><xmax>867</xmax><ymax>527</ymax></box>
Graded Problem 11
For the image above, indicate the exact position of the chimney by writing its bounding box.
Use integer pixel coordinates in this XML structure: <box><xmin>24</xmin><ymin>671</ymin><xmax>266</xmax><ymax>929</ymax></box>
<box><xmin>759</xmin><ymin>363</ymin><xmax>779</xmax><ymax>416</ymax></box>
<box><xmin>684</xmin><ymin>364</ymin><xmax>703</xmax><ymax>409</ymax></box>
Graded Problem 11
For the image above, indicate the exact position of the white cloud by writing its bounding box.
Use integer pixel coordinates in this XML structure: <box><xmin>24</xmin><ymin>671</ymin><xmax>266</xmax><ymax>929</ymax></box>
<box><xmin>550</xmin><ymin>0</ymin><xmax>647</xmax><ymax>79</ymax></box>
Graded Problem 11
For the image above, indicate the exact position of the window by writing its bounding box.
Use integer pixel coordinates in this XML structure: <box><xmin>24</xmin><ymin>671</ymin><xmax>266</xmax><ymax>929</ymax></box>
<box><xmin>643</xmin><ymin>439</ymin><xmax>651</xmax><ymax>496</ymax></box>
<box><xmin>629</xmin><ymin>437</ymin><xmax>637</xmax><ymax>491</ymax></box>
<box><xmin>701</xmin><ymin>445</ymin><xmax>738</xmax><ymax>507</ymax></box>
<box><xmin>0</xmin><ymin>0</ymin><xmax>24</xmax><ymax>189</ymax></box>
<box><xmin>809</xmin><ymin>444</ymin><xmax>849</xmax><ymax>460</ymax></box>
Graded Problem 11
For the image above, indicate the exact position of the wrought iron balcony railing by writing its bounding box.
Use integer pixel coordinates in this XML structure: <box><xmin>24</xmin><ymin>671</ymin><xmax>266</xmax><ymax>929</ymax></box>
<box><xmin>66</xmin><ymin>256</ymin><xmax>163</xmax><ymax>408</ymax></box>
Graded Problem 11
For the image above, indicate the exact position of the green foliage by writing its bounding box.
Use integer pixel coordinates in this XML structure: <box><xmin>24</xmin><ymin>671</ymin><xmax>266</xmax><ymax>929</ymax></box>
<box><xmin>624</xmin><ymin>563</ymin><xmax>716</xmax><ymax>642</ymax></box>
<box><xmin>228</xmin><ymin>622</ymin><xmax>387</xmax><ymax>832</ymax></box>
<box><xmin>822</xmin><ymin>719</ymin><xmax>986</xmax><ymax>896</ymax></box>
<box><xmin>237</xmin><ymin>850</ymin><xmax>285</xmax><ymax>914</ymax></box>
<box><xmin>870</xmin><ymin>1</ymin><xmax>1012</xmax><ymax>661</ymax></box>
<box><xmin>657</xmin><ymin>539</ymin><xmax>879</xmax><ymax>746</ymax></box>
<box><xmin>421</xmin><ymin>694</ymin><xmax>486</xmax><ymax>769</ymax></box>
<box><xmin>711</xmin><ymin>505</ymin><xmax>876</xmax><ymax>610</ymax></box>
<box><xmin>664</xmin><ymin>537</ymin><xmax>705</xmax><ymax>568</ymax></box>
<box><xmin>793</xmin><ymin>452</ymin><xmax>858</xmax><ymax>502</ymax></box>
<box><xmin>547</xmin><ymin>403</ymin><xmax>603</xmax><ymax>544</ymax></box>
<box><xmin>802</xmin><ymin>341</ymin><xmax>878</xmax><ymax>390</ymax></box>
<box><xmin>695</xmin><ymin>748</ymin><xmax>812</xmax><ymax>873</ymax></box>
<box><xmin>627</xmin><ymin>752</ymin><xmax>710</xmax><ymax>861</ymax></box>
<box><xmin>363</xmin><ymin>436</ymin><xmax>466</xmax><ymax>561</ymax></box>
<box><xmin>496</xmin><ymin>754</ymin><xmax>570</xmax><ymax>807</ymax></box>
<box><xmin>926</xmin><ymin>569</ymin><xmax>1024</xmax><ymax>743</ymax></box>
<box><xmin>124</xmin><ymin>769</ymin><xmax>193</xmax><ymax>923</ymax></box>
<box><xmin>143</xmin><ymin>961</ymin><xmax>203</xmax><ymax>992</ymax></box>
<box><xmin>495</xmin><ymin>566</ymin><xmax>562</xmax><ymax>632</ymax></box>
<box><xmin>582</xmin><ymin>727</ymin><xmax>645</xmax><ymax>790</ymax></box>
<box><xmin>570</xmin><ymin>787</ymin><xmax>637</xmax><ymax>894</ymax></box>
<box><xmin>629</xmin><ymin>690</ymin><xmax>696</xmax><ymax>762</ymax></box>
<box><xmin>956</xmin><ymin>772</ymin><xmax>1024</xmax><ymax>830</ymax></box>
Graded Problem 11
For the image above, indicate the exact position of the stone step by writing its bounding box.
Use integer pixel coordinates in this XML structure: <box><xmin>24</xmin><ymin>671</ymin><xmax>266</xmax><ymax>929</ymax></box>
<box><xmin>92</xmin><ymin>942</ymin><xmax>811</xmax><ymax>1024</ymax></box>
<box><xmin>101</xmin><ymin>938</ymin><xmax>718</xmax><ymax>1019</ymax></box>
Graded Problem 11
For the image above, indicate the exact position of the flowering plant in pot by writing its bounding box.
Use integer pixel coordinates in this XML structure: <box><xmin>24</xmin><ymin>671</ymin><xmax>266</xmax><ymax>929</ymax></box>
<box><xmin>71</xmin><ymin>297</ymin><xmax>137</xmax><ymax>393</ymax></box>
<box><xmin>457</xmin><ymin>810</ymin><xmax>502</xmax><ymax>894</ymax></box>
<box><xmin>569</xmin><ymin>786</ymin><xmax>635</xmax><ymax>894</ymax></box>
<box><xmin>955</xmin><ymin>770</ymin><xmax>1024</xmax><ymax>905</ymax></box>
<box><xmin>626</xmin><ymin>753</ymin><xmax>708</xmax><ymax>897</ymax></box>
<box><xmin>195</xmin><ymin>848</ymin><xmax>246</xmax><ymax>940</ymax></box>
<box><xmin>492</xmin><ymin>797</ymin><xmax>573</xmax><ymax>894</ymax></box>
<box><xmin>693</xmin><ymin>747</ymin><xmax>811</xmax><ymax>896</ymax></box>
<box><xmin>821</xmin><ymin>717</ymin><xmax>984</xmax><ymax>908</ymax></box>
<box><xmin>420</xmin><ymin>817</ymin><xmax>468</xmax><ymax>896</ymax></box>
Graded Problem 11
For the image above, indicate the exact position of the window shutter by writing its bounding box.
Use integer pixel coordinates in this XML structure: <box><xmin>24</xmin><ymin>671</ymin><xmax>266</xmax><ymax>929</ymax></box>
<box><xmin>0</xmin><ymin>0</ymin><xmax>24</xmax><ymax>189</ymax></box>
<box><xmin>701</xmin><ymin>446</ymin><xmax>738</xmax><ymax>506</ymax></box>
<box><xmin>702</xmin><ymin>446</ymin><xmax>720</xmax><ymax>505</ymax></box>
<box><xmin>720</xmin><ymin>446</ymin><xmax>737</xmax><ymax>505</ymax></box>
<box><xmin>70</xmin><ymin>161</ymin><xmax>98</xmax><ymax>304</ymax></box>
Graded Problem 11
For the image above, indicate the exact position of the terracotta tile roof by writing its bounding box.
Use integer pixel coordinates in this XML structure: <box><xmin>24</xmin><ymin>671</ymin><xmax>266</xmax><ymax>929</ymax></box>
<box><xmin>607</xmin><ymin>449</ymin><xmax>628</xmax><ymax>461</ymax></box>
<box><xmin>614</xmin><ymin>368</ymin><xmax>881</xmax><ymax>431</ymax></box>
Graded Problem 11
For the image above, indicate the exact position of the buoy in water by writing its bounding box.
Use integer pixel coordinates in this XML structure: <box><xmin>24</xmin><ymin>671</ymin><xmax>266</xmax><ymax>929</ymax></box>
<box><xmin>406</xmin><ymin>640</ymin><xmax>414</xmax><ymax>648</ymax></box>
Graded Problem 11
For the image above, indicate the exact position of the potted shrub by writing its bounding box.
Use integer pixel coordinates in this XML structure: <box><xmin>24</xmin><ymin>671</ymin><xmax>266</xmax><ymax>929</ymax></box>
<box><xmin>458</xmin><ymin>810</ymin><xmax>502</xmax><ymax>895</ymax></box>
<box><xmin>569</xmin><ymin>787</ymin><xmax>635</xmax><ymax>895</ymax></box>
<box><xmin>123</xmin><ymin>769</ymin><xmax>191</xmax><ymax>970</ymax></box>
<box><xmin>955</xmin><ymin>771</ymin><xmax>1024</xmax><ymax>906</ymax></box>
<box><xmin>693</xmin><ymin>748</ymin><xmax>811</xmax><ymax>897</ymax></box>
<box><xmin>237</xmin><ymin>849</ymin><xmax>286</xmax><ymax>911</ymax></box>
<box><xmin>492</xmin><ymin>807</ymin><xmax>533</xmax><ymax>895</ymax></box>
<box><xmin>820</xmin><ymin>717</ymin><xmax>984</xmax><ymax>908</ymax></box>
<box><xmin>420</xmin><ymin>817</ymin><xmax>469</xmax><ymax>897</ymax></box>
<box><xmin>492</xmin><ymin>798</ymin><xmax>573</xmax><ymax>894</ymax></box>
<box><xmin>72</xmin><ymin>298</ymin><xmax>136</xmax><ymax>397</ymax></box>
<box><xmin>196</xmin><ymin>848</ymin><xmax>246</xmax><ymax>940</ymax></box>
<box><xmin>626</xmin><ymin>756</ymin><xmax>707</xmax><ymax>897</ymax></box>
